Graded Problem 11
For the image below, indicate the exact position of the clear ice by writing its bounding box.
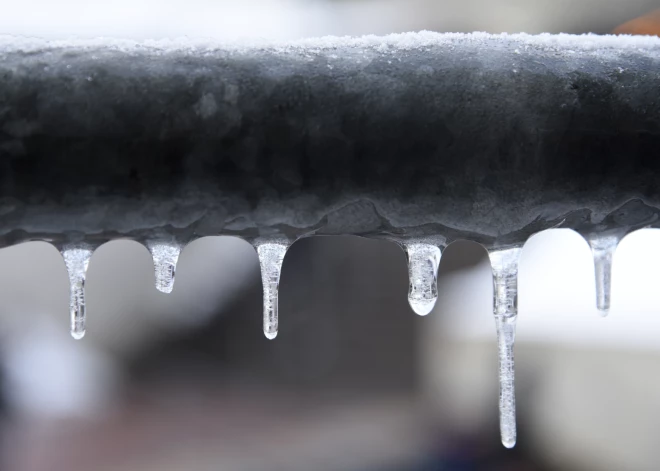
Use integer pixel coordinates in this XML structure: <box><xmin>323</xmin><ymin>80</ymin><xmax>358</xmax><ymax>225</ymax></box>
<box><xmin>404</xmin><ymin>243</ymin><xmax>442</xmax><ymax>316</ymax></box>
<box><xmin>62</xmin><ymin>246</ymin><xmax>93</xmax><ymax>340</ymax></box>
<box><xmin>146</xmin><ymin>241</ymin><xmax>181</xmax><ymax>294</ymax></box>
<box><xmin>489</xmin><ymin>246</ymin><xmax>522</xmax><ymax>449</ymax></box>
<box><xmin>587</xmin><ymin>234</ymin><xmax>619</xmax><ymax>316</ymax></box>
<box><xmin>256</xmin><ymin>242</ymin><xmax>288</xmax><ymax>340</ymax></box>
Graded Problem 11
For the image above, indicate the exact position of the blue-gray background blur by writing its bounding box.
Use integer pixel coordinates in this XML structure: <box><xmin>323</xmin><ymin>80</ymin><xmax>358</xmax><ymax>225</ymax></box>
<box><xmin>0</xmin><ymin>2</ymin><xmax>660</xmax><ymax>470</ymax></box>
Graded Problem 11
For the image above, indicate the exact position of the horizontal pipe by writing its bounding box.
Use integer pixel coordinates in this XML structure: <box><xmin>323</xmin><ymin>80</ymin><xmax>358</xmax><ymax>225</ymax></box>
<box><xmin>1</xmin><ymin>32</ymin><xmax>660</xmax><ymax>249</ymax></box>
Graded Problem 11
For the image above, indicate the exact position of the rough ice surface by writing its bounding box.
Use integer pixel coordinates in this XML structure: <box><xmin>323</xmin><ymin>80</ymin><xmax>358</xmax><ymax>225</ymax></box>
<box><xmin>146</xmin><ymin>241</ymin><xmax>181</xmax><ymax>294</ymax></box>
<box><xmin>404</xmin><ymin>243</ymin><xmax>441</xmax><ymax>316</ymax></box>
<box><xmin>588</xmin><ymin>234</ymin><xmax>619</xmax><ymax>316</ymax></box>
<box><xmin>0</xmin><ymin>31</ymin><xmax>658</xmax><ymax>56</ymax></box>
<box><xmin>489</xmin><ymin>246</ymin><xmax>522</xmax><ymax>449</ymax></box>
<box><xmin>62</xmin><ymin>246</ymin><xmax>93</xmax><ymax>340</ymax></box>
<box><xmin>256</xmin><ymin>242</ymin><xmax>288</xmax><ymax>340</ymax></box>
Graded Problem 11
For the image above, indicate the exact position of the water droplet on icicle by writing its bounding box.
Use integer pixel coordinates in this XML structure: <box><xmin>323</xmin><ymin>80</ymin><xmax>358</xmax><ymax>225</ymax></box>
<box><xmin>489</xmin><ymin>246</ymin><xmax>522</xmax><ymax>449</ymax></box>
<box><xmin>256</xmin><ymin>241</ymin><xmax>289</xmax><ymax>340</ymax></box>
<box><xmin>404</xmin><ymin>243</ymin><xmax>441</xmax><ymax>315</ymax></box>
<box><xmin>587</xmin><ymin>234</ymin><xmax>619</xmax><ymax>316</ymax></box>
<box><xmin>146</xmin><ymin>241</ymin><xmax>181</xmax><ymax>294</ymax></box>
<box><xmin>62</xmin><ymin>246</ymin><xmax>93</xmax><ymax>340</ymax></box>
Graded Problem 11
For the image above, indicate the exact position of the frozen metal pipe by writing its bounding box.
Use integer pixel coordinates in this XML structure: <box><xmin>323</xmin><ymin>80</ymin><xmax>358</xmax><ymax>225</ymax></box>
<box><xmin>0</xmin><ymin>32</ymin><xmax>659</xmax><ymax>250</ymax></box>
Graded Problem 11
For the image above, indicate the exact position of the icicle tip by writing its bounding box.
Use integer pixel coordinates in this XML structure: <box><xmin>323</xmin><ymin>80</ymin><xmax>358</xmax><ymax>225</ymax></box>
<box><xmin>264</xmin><ymin>330</ymin><xmax>278</xmax><ymax>340</ymax></box>
<box><xmin>408</xmin><ymin>297</ymin><xmax>436</xmax><ymax>316</ymax></box>
<box><xmin>71</xmin><ymin>330</ymin><xmax>85</xmax><ymax>340</ymax></box>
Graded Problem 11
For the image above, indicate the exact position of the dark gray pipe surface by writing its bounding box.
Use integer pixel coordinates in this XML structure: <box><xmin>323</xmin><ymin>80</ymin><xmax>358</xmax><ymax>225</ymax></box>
<box><xmin>1</xmin><ymin>32</ymin><xmax>660</xmax><ymax>249</ymax></box>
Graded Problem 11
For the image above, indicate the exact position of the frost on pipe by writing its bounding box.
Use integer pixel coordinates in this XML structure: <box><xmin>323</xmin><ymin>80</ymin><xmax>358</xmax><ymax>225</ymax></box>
<box><xmin>1</xmin><ymin>32</ymin><xmax>660</xmax><ymax>447</ymax></box>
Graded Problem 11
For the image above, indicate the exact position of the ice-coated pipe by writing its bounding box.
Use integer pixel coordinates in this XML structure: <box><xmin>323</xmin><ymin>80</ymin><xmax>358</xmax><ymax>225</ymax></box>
<box><xmin>0</xmin><ymin>32</ymin><xmax>659</xmax><ymax>250</ymax></box>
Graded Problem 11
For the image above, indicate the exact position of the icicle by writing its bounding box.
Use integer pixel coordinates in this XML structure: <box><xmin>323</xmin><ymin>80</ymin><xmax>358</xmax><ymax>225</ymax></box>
<box><xmin>146</xmin><ymin>241</ymin><xmax>182</xmax><ymax>294</ymax></box>
<box><xmin>587</xmin><ymin>234</ymin><xmax>619</xmax><ymax>316</ymax></box>
<box><xmin>489</xmin><ymin>246</ymin><xmax>522</xmax><ymax>449</ymax></box>
<box><xmin>256</xmin><ymin>241</ymin><xmax>289</xmax><ymax>340</ymax></box>
<box><xmin>403</xmin><ymin>243</ymin><xmax>441</xmax><ymax>315</ymax></box>
<box><xmin>62</xmin><ymin>246</ymin><xmax>93</xmax><ymax>340</ymax></box>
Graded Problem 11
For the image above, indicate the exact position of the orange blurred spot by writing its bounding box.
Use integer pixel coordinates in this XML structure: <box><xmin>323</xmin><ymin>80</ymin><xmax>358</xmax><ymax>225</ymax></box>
<box><xmin>614</xmin><ymin>9</ymin><xmax>660</xmax><ymax>36</ymax></box>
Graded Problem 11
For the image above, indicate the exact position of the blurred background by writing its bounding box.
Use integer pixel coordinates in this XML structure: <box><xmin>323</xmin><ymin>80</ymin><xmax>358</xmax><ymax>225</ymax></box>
<box><xmin>1</xmin><ymin>1</ymin><xmax>660</xmax><ymax>470</ymax></box>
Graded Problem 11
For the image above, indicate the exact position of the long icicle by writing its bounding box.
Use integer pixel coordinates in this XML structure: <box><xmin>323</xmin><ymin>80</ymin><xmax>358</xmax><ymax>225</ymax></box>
<box><xmin>489</xmin><ymin>246</ymin><xmax>522</xmax><ymax>449</ymax></box>
<box><xmin>62</xmin><ymin>246</ymin><xmax>94</xmax><ymax>340</ymax></box>
<box><xmin>256</xmin><ymin>241</ymin><xmax>289</xmax><ymax>340</ymax></box>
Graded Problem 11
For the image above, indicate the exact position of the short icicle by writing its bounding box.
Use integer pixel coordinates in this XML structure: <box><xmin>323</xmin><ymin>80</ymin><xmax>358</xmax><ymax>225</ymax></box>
<box><xmin>62</xmin><ymin>246</ymin><xmax>94</xmax><ymax>340</ymax></box>
<box><xmin>403</xmin><ymin>243</ymin><xmax>442</xmax><ymax>315</ymax></box>
<box><xmin>256</xmin><ymin>241</ymin><xmax>289</xmax><ymax>340</ymax></box>
<box><xmin>146</xmin><ymin>241</ymin><xmax>182</xmax><ymax>294</ymax></box>
<box><xmin>488</xmin><ymin>246</ymin><xmax>523</xmax><ymax>449</ymax></box>
<box><xmin>587</xmin><ymin>234</ymin><xmax>619</xmax><ymax>316</ymax></box>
